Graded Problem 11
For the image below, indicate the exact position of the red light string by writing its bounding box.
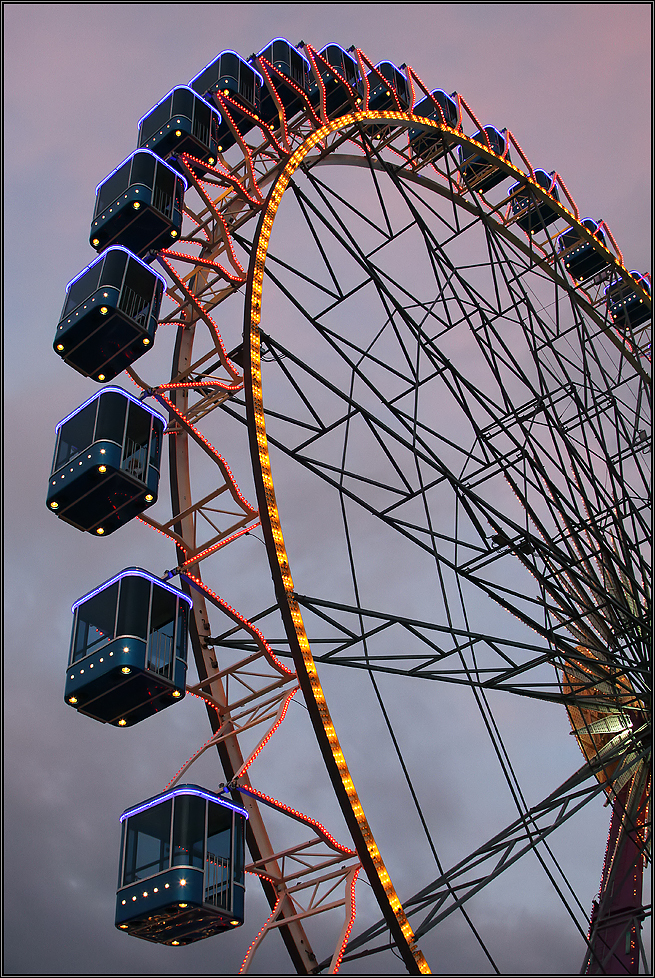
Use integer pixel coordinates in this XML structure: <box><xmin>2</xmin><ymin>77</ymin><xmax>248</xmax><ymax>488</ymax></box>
<box><xmin>212</xmin><ymin>94</ymin><xmax>270</xmax><ymax>201</ymax></box>
<box><xmin>239</xmin><ymin>895</ymin><xmax>283</xmax><ymax>974</ymax></box>
<box><xmin>236</xmin><ymin>783</ymin><xmax>357</xmax><ymax>856</ymax></box>
<box><xmin>234</xmin><ymin>687</ymin><xmax>299</xmax><ymax>777</ymax></box>
<box><xmin>181</xmin><ymin>151</ymin><xmax>264</xmax><ymax>209</ymax></box>
<box><xmin>162</xmin><ymin>247</ymin><xmax>245</xmax><ymax>282</ymax></box>
<box><xmin>180</xmin><ymin>520</ymin><xmax>260</xmax><ymax>568</ymax></box>
<box><xmin>136</xmin><ymin>515</ymin><xmax>190</xmax><ymax>556</ymax></box>
<box><xmin>156</xmin><ymin>254</ymin><xmax>242</xmax><ymax>381</ymax></box>
<box><xmin>332</xmin><ymin>865</ymin><xmax>361</xmax><ymax>973</ymax></box>
<box><xmin>152</xmin><ymin>394</ymin><xmax>257</xmax><ymax>516</ymax></box>
<box><xmin>180</xmin><ymin>571</ymin><xmax>295</xmax><ymax>677</ymax></box>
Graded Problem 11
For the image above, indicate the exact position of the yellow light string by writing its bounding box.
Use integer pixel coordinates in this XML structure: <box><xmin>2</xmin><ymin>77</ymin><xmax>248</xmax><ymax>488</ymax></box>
<box><xmin>248</xmin><ymin>111</ymin><xmax>430</xmax><ymax>974</ymax></box>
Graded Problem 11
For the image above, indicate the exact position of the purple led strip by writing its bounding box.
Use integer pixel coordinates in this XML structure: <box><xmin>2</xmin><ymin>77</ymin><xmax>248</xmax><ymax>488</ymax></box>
<box><xmin>94</xmin><ymin>148</ymin><xmax>188</xmax><ymax>197</ymax></box>
<box><xmin>508</xmin><ymin>168</ymin><xmax>555</xmax><ymax>195</ymax></box>
<box><xmin>604</xmin><ymin>271</ymin><xmax>650</xmax><ymax>297</ymax></box>
<box><xmin>556</xmin><ymin>219</ymin><xmax>602</xmax><ymax>247</ymax></box>
<box><xmin>55</xmin><ymin>385</ymin><xmax>167</xmax><ymax>435</ymax></box>
<box><xmin>120</xmin><ymin>785</ymin><xmax>249</xmax><ymax>822</ymax></box>
<box><xmin>189</xmin><ymin>49</ymin><xmax>265</xmax><ymax>89</ymax></box>
<box><xmin>137</xmin><ymin>84</ymin><xmax>222</xmax><ymax>131</ymax></box>
<box><xmin>65</xmin><ymin>244</ymin><xmax>168</xmax><ymax>295</ymax></box>
<box><xmin>256</xmin><ymin>37</ymin><xmax>311</xmax><ymax>71</ymax></box>
<box><xmin>318</xmin><ymin>41</ymin><xmax>357</xmax><ymax>61</ymax></box>
<box><xmin>72</xmin><ymin>567</ymin><xmax>193</xmax><ymax>614</ymax></box>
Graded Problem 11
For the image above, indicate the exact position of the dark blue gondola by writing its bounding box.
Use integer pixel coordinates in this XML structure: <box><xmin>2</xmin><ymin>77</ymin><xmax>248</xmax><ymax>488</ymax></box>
<box><xmin>65</xmin><ymin>568</ymin><xmax>190</xmax><ymax>726</ymax></box>
<box><xmin>137</xmin><ymin>86</ymin><xmax>221</xmax><ymax>175</ymax></box>
<box><xmin>53</xmin><ymin>247</ymin><xmax>166</xmax><ymax>382</ymax></box>
<box><xmin>458</xmin><ymin>126</ymin><xmax>511</xmax><ymax>193</ymax></box>
<box><xmin>408</xmin><ymin>89</ymin><xmax>459</xmax><ymax>159</ymax></box>
<box><xmin>90</xmin><ymin>150</ymin><xmax>186</xmax><ymax>259</ymax></box>
<box><xmin>254</xmin><ymin>38</ymin><xmax>312</xmax><ymax>125</ymax></box>
<box><xmin>508</xmin><ymin>169</ymin><xmax>561</xmax><ymax>234</ymax></box>
<box><xmin>366</xmin><ymin>60</ymin><xmax>410</xmax><ymax>112</ymax></box>
<box><xmin>307</xmin><ymin>43</ymin><xmax>362</xmax><ymax>118</ymax></box>
<box><xmin>189</xmin><ymin>51</ymin><xmax>263</xmax><ymax>153</ymax></box>
<box><xmin>557</xmin><ymin>219</ymin><xmax>609</xmax><ymax>283</ymax></box>
<box><xmin>605</xmin><ymin>271</ymin><xmax>651</xmax><ymax>330</ymax></box>
<box><xmin>116</xmin><ymin>784</ymin><xmax>247</xmax><ymax>944</ymax></box>
<box><xmin>47</xmin><ymin>387</ymin><xmax>165</xmax><ymax>535</ymax></box>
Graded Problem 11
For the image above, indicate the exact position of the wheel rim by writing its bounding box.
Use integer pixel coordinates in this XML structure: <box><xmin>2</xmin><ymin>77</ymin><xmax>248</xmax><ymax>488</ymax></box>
<box><xmin>218</xmin><ymin>111</ymin><xmax>650</xmax><ymax>970</ymax></box>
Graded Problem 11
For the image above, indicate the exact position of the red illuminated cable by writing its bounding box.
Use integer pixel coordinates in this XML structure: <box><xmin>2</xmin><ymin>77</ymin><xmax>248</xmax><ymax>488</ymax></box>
<box><xmin>181</xmin><ymin>571</ymin><xmax>295</xmax><ymax>677</ymax></box>
<box><xmin>333</xmin><ymin>866</ymin><xmax>361</xmax><ymax>973</ymax></box>
<box><xmin>179</xmin><ymin>151</ymin><xmax>264</xmax><ymax>208</ymax></box>
<box><xmin>236</xmin><ymin>783</ymin><xmax>357</xmax><ymax>856</ymax></box>
<box><xmin>154</xmin><ymin>395</ymin><xmax>256</xmax><ymax>515</ymax></box>
<box><xmin>180</xmin><ymin>521</ymin><xmax>260</xmax><ymax>568</ymax></box>
<box><xmin>258</xmin><ymin>56</ymin><xmax>322</xmax><ymax>136</ymax></box>
<box><xmin>156</xmin><ymin>379</ymin><xmax>243</xmax><ymax>393</ymax></box>
<box><xmin>551</xmin><ymin>171</ymin><xmax>580</xmax><ymax>221</ymax></box>
<box><xmin>181</xmin><ymin>207</ymin><xmax>211</xmax><ymax>241</ymax></box>
<box><xmin>239</xmin><ymin>895</ymin><xmax>283</xmax><ymax>974</ymax></box>
<box><xmin>210</xmin><ymin>92</ymin><xmax>269</xmax><ymax>198</ymax></box>
<box><xmin>505</xmin><ymin>129</ymin><xmax>534</xmax><ymax>179</ymax></box>
<box><xmin>136</xmin><ymin>516</ymin><xmax>191</xmax><ymax>555</ymax></box>
<box><xmin>236</xmin><ymin>687</ymin><xmax>298</xmax><ymax>776</ymax></box>
<box><xmin>156</xmin><ymin>255</ymin><xmax>242</xmax><ymax>380</ymax></box>
<box><xmin>163</xmin><ymin>248</ymin><xmax>245</xmax><ymax>280</ymax></box>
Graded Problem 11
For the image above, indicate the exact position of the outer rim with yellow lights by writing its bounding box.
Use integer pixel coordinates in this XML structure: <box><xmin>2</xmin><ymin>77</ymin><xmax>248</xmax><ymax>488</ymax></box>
<box><xmin>237</xmin><ymin>109</ymin><xmax>650</xmax><ymax>973</ymax></box>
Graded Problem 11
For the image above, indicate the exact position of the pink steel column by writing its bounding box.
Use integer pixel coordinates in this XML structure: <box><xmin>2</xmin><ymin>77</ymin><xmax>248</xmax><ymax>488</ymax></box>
<box><xmin>585</xmin><ymin>783</ymin><xmax>647</xmax><ymax>975</ymax></box>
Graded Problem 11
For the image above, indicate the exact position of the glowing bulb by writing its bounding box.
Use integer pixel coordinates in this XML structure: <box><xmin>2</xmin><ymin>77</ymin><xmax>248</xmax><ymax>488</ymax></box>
<box><xmin>230</xmin><ymin>920</ymin><xmax>240</xmax><ymax>926</ymax></box>
<box><xmin>171</xmin><ymin>941</ymin><xmax>180</xmax><ymax>946</ymax></box>
<box><xmin>178</xmin><ymin>902</ymin><xmax>187</xmax><ymax>908</ymax></box>
<box><xmin>119</xmin><ymin>924</ymin><xmax>128</xmax><ymax>929</ymax></box>
<box><xmin>92</xmin><ymin>237</ymin><xmax>100</xmax><ymax>246</ymax></box>
<box><xmin>133</xmin><ymin>201</ymin><xmax>141</xmax><ymax>210</ymax></box>
<box><xmin>97</xmin><ymin>374</ymin><xmax>105</xmax><ymax>381</ymax></box>
<box><xmin>172</xmin><ymin>690</ymin><xmax>181</xmax><ymax>698</ymax></box>
<box><xmin>208</xmin><ymin>157</ymin><xmax>215</xmax><ymax>165</ymax></box>
<box><xmin>142</xmin><ymin>338</ymin><xmax>150</xmax><ymax>346</ymax></box>
<box><xmin>100</xmin><ymin>306</ymin><xmax>108</xmax><ymax>315</ymax></box>
<box><xmin>179</xmin><ymin>879</ymin><xmax>186</xmax><ymax>887</ymax></box>
<box><xmin>98</xmin><ymin>465</ymin><xmax>107</xmax><ymax>473</ymax></box>
<box><xmin>121</xmin><ymin>667</ymin><xmax>131</xmax><ymax>675</ymax></box>
<box><xmin>69</xmin><ymin>696</ymin><xmax>78</xmax><ymax>705</ymax></box>
<box><xmin>175</xmin><ymin>130</ymin><xmax>182</xmax><ymax>137</ymax></box>
<box><xmin>145</xmin><ymin>493</ymin><xmax>153</xmax><ymax>502</ymax></box>
<box><xmin>118</xmin><ymin>719</ymin><xmax>127</xmax><ymax>726</ymax></box>
<box><xmin>123</xmin><ymin>646</ymin><xmax>129</xmax><ymax>652</ymax></box>
<box><xmin>50</xmin><ymin>501</ymin><xmax>59</xmax><ymax>510</ymax></box>
<box><xmin>56</xmin><ymin>343</ymin><xmax>64</xmax><ymax>351</ymax></box>
<box><xmin>96</xmin><ymin>527</ymin><xmax>105</xmax><ymax>535</ymax></box>
<box><xmin>170</xmin><ymin>229</ymin><xmax>178</xmax><ymax>237</ymax></box>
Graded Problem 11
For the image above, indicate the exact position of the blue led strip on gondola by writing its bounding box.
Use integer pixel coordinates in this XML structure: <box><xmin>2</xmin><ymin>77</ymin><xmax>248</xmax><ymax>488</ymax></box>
<box><xmin>94</xmin><ymin>148</ymin><xmax>188</xmax><ymax>197</ymax></box>
<box><xmin>72</xmin><ymin>567</ymin><xmax>193</xmax><ymax>615</ymax></box>
<box><xmin>54</xmin><ymin>384</ymin><xmax>167</xmax><ymax>435</ymax></box>
<box><xmin>136</xmin><ymin>84</ymin><xmax>221</xmax><ymax>132</ymax></box>
<box><xmin>64</xmin><ymin>245</ymin><xmax>169</xmax><ymax>296</ymax></box>
<box><xmin>189</xmin><ymin>50</ymin><xmax>265</xmax><ymax>92</ymax></box>
<box><xmin>120</xmin><ymin>785</ymin><xmax>249</xmax><ymax>822</ymax></box>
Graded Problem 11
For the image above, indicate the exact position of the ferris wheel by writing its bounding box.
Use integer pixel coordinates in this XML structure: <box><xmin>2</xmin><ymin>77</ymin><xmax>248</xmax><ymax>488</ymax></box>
<box><xmin>49</xmin><ymin>39</ymin><xmax>651</xmax><ymax>974</ymax></box>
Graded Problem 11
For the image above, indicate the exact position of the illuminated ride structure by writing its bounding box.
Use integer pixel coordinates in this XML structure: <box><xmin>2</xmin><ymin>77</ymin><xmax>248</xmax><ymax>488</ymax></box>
<box><xmin>50</xmin><ymin>38</ymin><xmax>650</xmax><ymax>975</ymax></box>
